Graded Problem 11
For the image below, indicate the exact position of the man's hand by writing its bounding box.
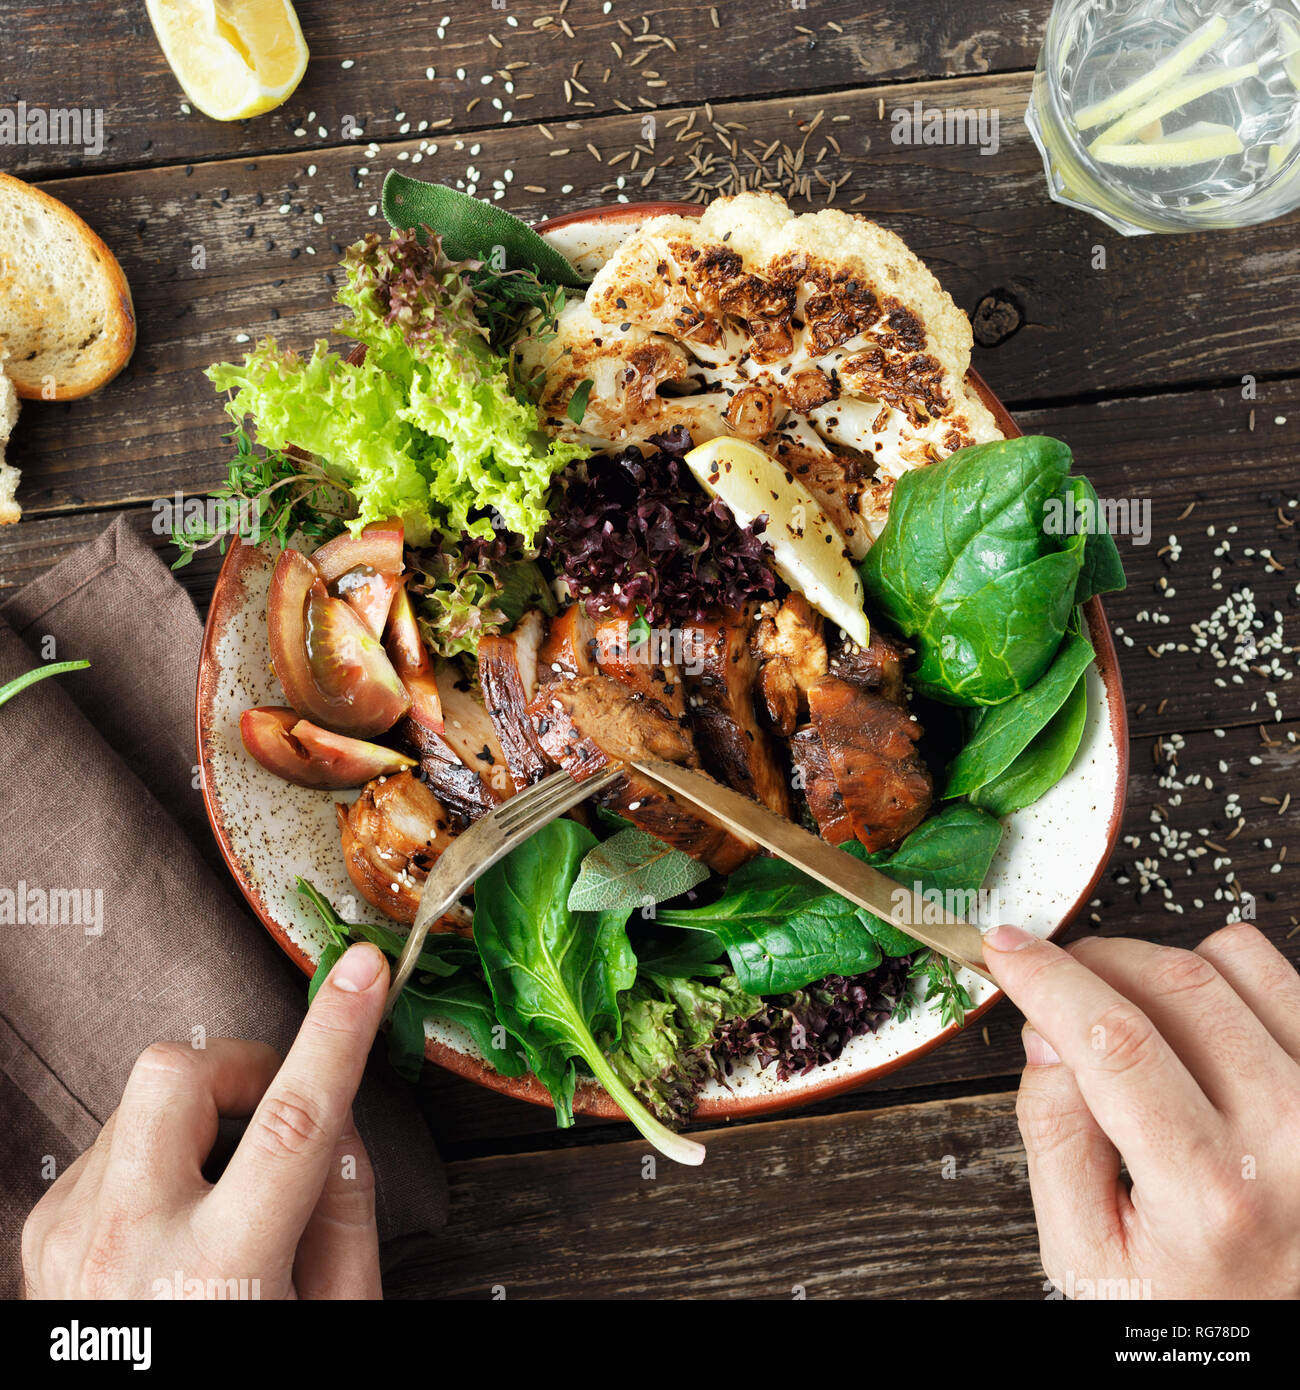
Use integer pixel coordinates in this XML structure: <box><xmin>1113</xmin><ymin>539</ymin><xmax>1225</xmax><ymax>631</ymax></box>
<box><xmin>22</xmin><ymin>942</ymin><xmax>390</xmax><ymax>1300</ymax></box>
<box><xmin>985</xmin><ymin>921</ymin><xmax>1300</xmax><ymax>1299</ymax></box>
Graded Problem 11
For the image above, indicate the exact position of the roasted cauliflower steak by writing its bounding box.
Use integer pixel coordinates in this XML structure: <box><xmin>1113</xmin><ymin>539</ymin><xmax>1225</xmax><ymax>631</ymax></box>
<box><xmin>513</xmin><ymin>191</ymin><xmax>1003</xmax><ymax>556</ymax></box>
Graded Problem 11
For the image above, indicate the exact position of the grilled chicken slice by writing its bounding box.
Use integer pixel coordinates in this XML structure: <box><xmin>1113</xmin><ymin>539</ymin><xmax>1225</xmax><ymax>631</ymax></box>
<box><xmin>401</xmin><ymin>718</ymin><xmax>499</xmax><ymax>821</ymax></box>
<box><xmin>789</xmin><ymin>726</ymin><xmax>856</xmax><ymax>845</ymax></box>
<box><xmin>806</xmin><ymin>675</ymin><xmax>932</xmax><ymax>853</ymax></box>
<box><xmin>682</xmin><ymin>606</ymin><xmax>791</xmax><ymax>818</ymax></box>
<box><xmin>541</xmin><ymin>603</ymin><xmax>688</xmax><ymax>720</ymax></box>
<box><xmin>753</xmin><ymin>593</ymin><xmax>829</xmax><ymax>734</ymax></box>
<box><xmin>478</xmin><ymin>611</ymin><xmax>551</xmax><ymax>791</ymax></box>
<box><xmin>336</xmin><ymin>771</ymin><xmax>472</xmax><ymax>930</ymax></box>
<box><xmin>529</xmin><ymin>673</ymin><xmax>755</xmax><ymax>873</ymax></box>
<box><xmin>538</xmin><ymin>602</ymin><xmax>598</xmax><ymax>682</ymax></box>
<box><xmin>827</xmin><ymin>625</ymin><xmax>906</xmax><ymax>706</ymax></box>
<box><xmin>757</xmin><ymin>658</ymin><xmax>800</xmax><ymax>737</ymax></box>
<box><xmin>434</xmin><ymin>659</ymin><xmax>515</xmax><ymax>804</ymax></box>
<box><xmin>592</xmin><ymin>613</ymin><xmax>687</xmax><ymax>719</ymax></box>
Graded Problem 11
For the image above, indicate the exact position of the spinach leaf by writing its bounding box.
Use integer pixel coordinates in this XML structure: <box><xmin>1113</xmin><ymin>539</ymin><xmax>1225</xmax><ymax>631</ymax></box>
<box><xmin>297</xmin><ymin>878</ymin><xmax>471</xmax><ymax>977</ymax></box>
<box><xmin>473</xmin><ymin>819</ymin><xmax>705</xmax><ymax>1164</ymax></box>
<box><xmin>971</xmin><ymin>670</ymin><xmax>1089</xmax><ymax>816</ymax></box>
<box><xmin>1069</xmin><ymin>475</ymin><xmax>1128</xmax><ymax>604</ymax></box>
<box><xmin>944</xmin><ymin>625</ymin><xmax>1095</xmax><ymax>799</ymax></box>
<box><xmin>381</xmin><ymin>172</ymin><xmax>587</xmax><ymax>288</ymax></box>
<box><xmin>568</xmin><ymin>826</ymin><xmax>711</xmax><ymax>914</ymax></box>
<box><xmin>631</xmin><ymin>928</ymin><xmax>730</xmax><ymax>980</ymax></box>
<box><xmin>392</xmin><ymin>973</ymin><xmax>527</xmax><ymax>1082</ymax></box>
<box><xmin>657</xmin><ymin>865</ymin><xmax>889</xmax><ymax>995</ymax></box>
<box><xmin>860</xmin><ymin>436</ymin><xmax>1087</xmax><ymax>705</ymax></box>
<box><xmin>859</xmin><ymin>803</ymin><xmax>1004</xmax><ymax>895</ymax></box>
<box><xmin>656</xmin><ymin>806</ymin><xmax>1002</xmax><ymax>995</ymax></box>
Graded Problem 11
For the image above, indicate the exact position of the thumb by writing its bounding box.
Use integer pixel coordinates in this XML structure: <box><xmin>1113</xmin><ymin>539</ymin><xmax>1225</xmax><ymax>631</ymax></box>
<box><xmin>1015</xmin><ymin>1023</ymin><xmax>1128</xmax><ymax>1286</ymax></box>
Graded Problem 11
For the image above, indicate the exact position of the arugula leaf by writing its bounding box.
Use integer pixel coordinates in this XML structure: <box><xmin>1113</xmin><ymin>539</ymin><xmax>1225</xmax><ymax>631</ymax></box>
<box><xmin>944</xmin><ymin>625</ymin><xmax>1095</xmax><ymax>799</ymax></box>
<box><xmin>971</xmin><ymin>670</ymin><xmax>1089</xmax><ymax>817</ymax></box>
<box><xmin>860</xmin><ymin>436</ymin><xmax>1089</xmax><ymax>706</ymax></box>
<box><xmin>473</xmin><ymin>819</ymin><xmax>705</xmax><ymax>1164</ymax></box>
<box><xmin>381</xmin><ymin>173</ymin><xmax>587</xmax><ymax>288</ymax></box>
<box><xmin>657</xmin><ymin>806</ymin><xmax>1003</xmax><ymax>996</ymax></box>
<box><xmin>296</xmin><ymin>878</ymin><xmax>471</xmax><ymax>977</ymax></box>
<box><xmin>296</xmin><ymin>878</ymin><xmax>522</xmax><ymax>1082</ymax></box>
<box><xmin>307</xmin><ymin>942</ymin><xmax>345</xmax><ymax>1005</ymax></box>
<box><xmin>568</xmin><ymin>826</ymin><xmax>711</xmax><ymax>914</ymax></box>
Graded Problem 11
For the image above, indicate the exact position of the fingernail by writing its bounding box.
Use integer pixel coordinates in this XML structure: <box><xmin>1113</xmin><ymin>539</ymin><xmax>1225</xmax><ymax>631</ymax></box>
<box><xmin>331</xmin><ymin>943</ymin><xmax>386</xmax><ymax>993</ymax></box>
<box><xmin>983</xmin><ymin>924</ymin><xmax>1038</xmax><ymax>953</ymax></box>
<box><xmin>1022</xmin><ymin>1024</ymin><xmax>1060</xmax><ymax>1067</ymax></box>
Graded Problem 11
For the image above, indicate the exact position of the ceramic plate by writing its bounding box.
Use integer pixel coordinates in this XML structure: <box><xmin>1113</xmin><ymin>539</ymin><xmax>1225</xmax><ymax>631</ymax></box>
<box><xmin>197</xmin><ymin>202</ymin><xmax>1129</xmax><ymax>1121</ymax></box>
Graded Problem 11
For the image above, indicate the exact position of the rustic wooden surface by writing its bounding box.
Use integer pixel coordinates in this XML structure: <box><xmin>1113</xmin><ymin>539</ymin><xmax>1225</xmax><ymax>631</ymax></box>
<box><xmin>3</xmin><ymin>0</ymin><xmax>1298</xmax><ymax>1299</ymax></box>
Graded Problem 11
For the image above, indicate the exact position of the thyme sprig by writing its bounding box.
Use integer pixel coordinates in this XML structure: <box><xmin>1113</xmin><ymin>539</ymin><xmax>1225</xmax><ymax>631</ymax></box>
<box><xmin>169</xmin><ymin>425</ymin><xmax>353</xmax><ymax>569</ymax></box>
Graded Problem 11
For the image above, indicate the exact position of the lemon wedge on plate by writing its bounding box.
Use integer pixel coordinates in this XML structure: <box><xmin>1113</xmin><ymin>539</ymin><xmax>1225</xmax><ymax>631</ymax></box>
<box><xmin>685</xmin><ymin>436</ymin><xmax>869</xmax><ymax>647</ymax></box>
<box><xmin>146</xmin><ymin>0</ymin><xmax>309</xmax><ymax>121</ymax></box>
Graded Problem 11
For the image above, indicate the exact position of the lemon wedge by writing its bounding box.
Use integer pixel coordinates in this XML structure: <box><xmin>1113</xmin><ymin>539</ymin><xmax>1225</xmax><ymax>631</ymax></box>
<box><xmin>685</xmin><ymin>436</ymin><xmax>869</xmax><ymax>647</ymax></box>
<box><xmin>146</xmin><ymin>0</ymin><xmax>309</xmax><ymax>121</ymax></box>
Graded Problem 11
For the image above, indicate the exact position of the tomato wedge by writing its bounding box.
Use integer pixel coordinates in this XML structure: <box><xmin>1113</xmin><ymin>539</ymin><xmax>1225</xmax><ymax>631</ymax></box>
<box><xmin>240</xmin><ymin>707</ymin><xmax>415</xmax><ymax>788</ymax></box>
<box><xmin>312</xmin><ymin>519</ymin><xmax>405</xmax><ymax>638</ymax></box>
<box><xmin>384</xmin><ymin>583</ymin><xmax>444</xmax><ymax>732</ymax></box>
<box><xmin>268</xmin><ymin>547</ymin><xmax>410</xmax><ymax>736</ymax></box>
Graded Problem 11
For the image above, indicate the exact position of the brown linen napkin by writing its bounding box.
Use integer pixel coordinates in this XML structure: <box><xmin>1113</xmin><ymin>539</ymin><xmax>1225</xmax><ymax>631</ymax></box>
<box><xmin>0</xmin><ymin>516</ymin><xmax>446</xmax><ymax>1297</ymax></box>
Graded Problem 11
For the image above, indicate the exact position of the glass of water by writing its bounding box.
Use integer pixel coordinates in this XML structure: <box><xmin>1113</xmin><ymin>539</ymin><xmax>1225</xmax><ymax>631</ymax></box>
<box><xmin>1026</xmin><ymin>0</ymin><xmax>1300</xmax><ymax>233</ymax></box>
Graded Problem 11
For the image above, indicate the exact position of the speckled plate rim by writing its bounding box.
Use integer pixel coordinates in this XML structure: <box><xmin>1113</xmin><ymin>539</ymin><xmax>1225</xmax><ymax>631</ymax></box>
<box><xmin>196</xmin><ymin>199</ymin><xmax>1130</xmax><ymax>1123</ymax></box>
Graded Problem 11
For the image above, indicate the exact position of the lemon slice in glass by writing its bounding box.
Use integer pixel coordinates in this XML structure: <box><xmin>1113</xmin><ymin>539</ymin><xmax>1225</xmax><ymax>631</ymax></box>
<box><xmin>146</xmin><ymin>0</ymin><xmax>309</xmax><ymax>121</ymax></box>
<box><xmin>684</xmin><ymin>436</ymin><xmax>869</xmax><ymax>647</ymax></box>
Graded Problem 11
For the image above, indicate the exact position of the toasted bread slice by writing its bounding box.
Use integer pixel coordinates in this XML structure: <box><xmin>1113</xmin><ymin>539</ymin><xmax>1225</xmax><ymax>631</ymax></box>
<box><xmin>0</xmin><ymin>356</ymin><xmax>20</xmax><ymax>524</ymax></box>
<box><xmin>0</xmin><ymin>171</ymin><xmax>136</xmax><ymax>401</ymax></box>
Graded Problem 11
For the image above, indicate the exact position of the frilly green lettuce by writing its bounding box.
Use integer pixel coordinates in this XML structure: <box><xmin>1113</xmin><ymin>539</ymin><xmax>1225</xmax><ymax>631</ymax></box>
<box><xmin>206</xmin><ymin>227</ymin><xmax>584</xmax><ymax>551</ymax></box>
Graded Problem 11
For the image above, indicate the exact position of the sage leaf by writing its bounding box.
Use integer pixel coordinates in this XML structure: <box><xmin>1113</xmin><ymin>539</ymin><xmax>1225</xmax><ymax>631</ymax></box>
<box><xmin>568</xmin><ymin>826</ymin><xmax>711</xmax><ymax>914</ymax></box>
<box><xmin>381</xmin><ymin>172</ymin><xmax>587</xmax><ymax>287</ymax></box>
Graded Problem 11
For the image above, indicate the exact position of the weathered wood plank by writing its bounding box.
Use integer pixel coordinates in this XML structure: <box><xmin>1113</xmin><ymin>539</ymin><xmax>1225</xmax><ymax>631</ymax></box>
<box><xmin>0</xmin><ymin>0</ymin><xmax>1049</xmax><ymax>179</ymax></box>
<box><xmin>385</xmin><ymin>1091</ymin><xmax>1044</xmax><ymax>1299</ymax></box>
<box><xmin>2</xmin><ymin>72</ymin><xmax>1297</xmax><ymax>532</ymax></box>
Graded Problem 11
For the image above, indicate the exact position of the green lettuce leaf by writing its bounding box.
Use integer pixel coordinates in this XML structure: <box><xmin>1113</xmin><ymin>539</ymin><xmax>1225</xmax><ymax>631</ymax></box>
<box><xmin>207</xmin><ymin>228</ymin><xmax>585</xmax><ymax>558</ymax></box>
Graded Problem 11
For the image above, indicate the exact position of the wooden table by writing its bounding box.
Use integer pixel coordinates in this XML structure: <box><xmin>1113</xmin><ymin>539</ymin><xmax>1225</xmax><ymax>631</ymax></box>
<box><xmin>3</xmin><ymin>1</ymin><xmax>1298</xmax><ymax>1300</ymax></box>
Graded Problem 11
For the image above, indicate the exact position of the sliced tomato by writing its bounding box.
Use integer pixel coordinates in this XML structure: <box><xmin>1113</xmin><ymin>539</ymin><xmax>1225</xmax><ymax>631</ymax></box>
<box><xmin>384</xmin><ymin>583</ymin><xmax>444</xmax><ymax>732</ymax></box>
<box><xmin>312</xmin><ymin>519</ymin><xmax>405</xmax><ymax>637</ymax></box>
<box><xmin>240</xmin><ymin>707</ymin><xmax>415</xmax><ymax>788</ymax></box>
<box><xmin>311</xmin><ymin>519</ymin><xmax>404</xmax><ymax>583</ymax></box>
<box><xmin>268</xmin><ymin>547</ymin><xmax>410</xmax><ymax>736</ymax></box>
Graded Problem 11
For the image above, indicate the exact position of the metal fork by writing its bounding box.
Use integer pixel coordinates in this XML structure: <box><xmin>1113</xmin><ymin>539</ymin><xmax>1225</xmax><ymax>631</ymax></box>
<box><xmin>383</xmin><ymin>765</ymin><xmax>623</xmax><ymax>1016</ymax></box>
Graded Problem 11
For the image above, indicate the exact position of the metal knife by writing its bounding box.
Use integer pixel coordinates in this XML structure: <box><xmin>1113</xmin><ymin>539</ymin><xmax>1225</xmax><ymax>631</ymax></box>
<box><xmin>630</xmin><ymin>758</ymin><xmax>994</xmax><ymax>984</ymax></box>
